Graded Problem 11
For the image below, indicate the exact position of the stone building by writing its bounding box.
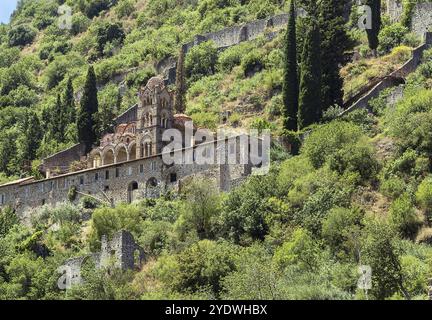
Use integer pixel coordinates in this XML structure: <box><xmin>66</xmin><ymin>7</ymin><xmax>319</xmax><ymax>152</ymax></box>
<box><xmin>0</xmin><ymin>77</ymin><xmax>266</xmax><ymax>220</ymax></box>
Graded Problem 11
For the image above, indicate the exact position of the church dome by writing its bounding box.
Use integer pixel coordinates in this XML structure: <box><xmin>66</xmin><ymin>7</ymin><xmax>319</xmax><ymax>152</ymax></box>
<box><xmin>145</xmin><ymin>77</ymin><xmax>165</xmax><ymax>90</ymax></box>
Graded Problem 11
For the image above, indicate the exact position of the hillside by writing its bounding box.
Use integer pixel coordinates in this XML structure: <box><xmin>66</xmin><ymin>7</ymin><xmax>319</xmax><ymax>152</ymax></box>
<box><xmin>0</xmin><ymin>0</ymin><xmax>293</xmax><ymax>181</ymax></box>
<box><xmin>2</xmin><ymin>0</ymin><xmax>432</xmax><ymax>301</ymax></box>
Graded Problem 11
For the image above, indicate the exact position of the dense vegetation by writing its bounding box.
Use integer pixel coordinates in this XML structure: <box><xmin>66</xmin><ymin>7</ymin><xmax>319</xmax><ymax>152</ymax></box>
<box><xmin>1</xmin><ymin>0</ymin><xmax>432</xmax><ymax>300</ymax></box>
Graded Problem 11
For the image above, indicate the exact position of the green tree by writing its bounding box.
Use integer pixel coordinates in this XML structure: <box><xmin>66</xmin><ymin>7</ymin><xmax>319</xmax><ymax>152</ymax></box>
<box><xmin>389</xmin><ymin>193</ymin><xmax>421</xmax><ymax>239</ymax></box>
<box><xmin>298</xmin><ymin>20</ymin><xmax>321</xmax><ymax>129</ymax></box>
<box><xmin>176</xmin><ymin>178</ymin><xmax>221</xmax><ymax>240</ymax></box>
<box><xmin>77</xmin><ymin>66</ymin><xmax>99</xmax><ymax>152</ymax></box>
<box><xmin>361</xmin><ymin>220</ymin><xmax>409</xmax><ymax>299</ymax></box>
<box><xmin>53</xmin><ymin>94</ymin><xmax>67</xmax><ymax>142</ymax></box>
<box><xmin>173</xmin><ymin>240</ymin><xmax>236</xmax><ymax>297</ymax></box>
<box><xmin>17</xmin><ymin>110</ymin><xmax>42</xmax><ymax>167</ymax></box>
<box><xmin>416</xmin><ymin>176</ymin><xmax>432</xmax><ymax>216</ymax></box>
<box><xmin>64</xmin><ymin>77</ymin><xmax>76</xmax><ymax>125</ymax></box>
<box><xmin>365</xmin><ymin>0</ymin><xmax>381</xmax><ymax>55</ymax></box>
<box><xmin>174</xmin><ymin>48</ymin><xmax>187</xmax><ymax>114</ymax></box>
<box><xmin>282</xmin><ymin>0</ymin><xmax>299</xmax><ymax>131</ymax></box>
<box><xmin>185</xmin><ymin>41</ymin><xmax>218</xmax><ymax>83</ymax></box>
<box><xmin>0</xmin><ymin>207</ymin><xmax>19</xmax><ymax>238</ymax></box>
<box><xmin>319</xmin><ymin>0</ymin><xmax>351</xmax><ymax>110</ymax></box>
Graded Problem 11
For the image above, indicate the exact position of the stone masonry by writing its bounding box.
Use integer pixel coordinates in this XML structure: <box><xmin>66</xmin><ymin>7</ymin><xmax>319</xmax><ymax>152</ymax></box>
<box><xmin>63</xmin><ymin>230</ymin><xmax>144</xmax><ymax>287</ymax></box>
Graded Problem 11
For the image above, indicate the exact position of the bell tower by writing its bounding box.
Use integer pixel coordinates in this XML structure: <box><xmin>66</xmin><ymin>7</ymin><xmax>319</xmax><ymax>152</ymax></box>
<box><xmin>137</xmin><ymin>77</ymin><xmax>174</xmax><ymax>158</ymax></box>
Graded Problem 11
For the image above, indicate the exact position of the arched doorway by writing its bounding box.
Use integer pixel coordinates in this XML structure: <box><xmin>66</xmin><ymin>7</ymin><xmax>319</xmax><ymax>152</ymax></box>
<box><xmin>146</xmin><ymin>178</ymin><xmax>160</xmax><ymax>198</ymax></box>
<box><xmin>116</xmin><ymin>145</ymin><xmax>128</xmax><ymax>163</ymax></box>
<box><xmin>127</xmin><ymin>181</ymin><xmax>139</xmax><ymax>203</ymax></box>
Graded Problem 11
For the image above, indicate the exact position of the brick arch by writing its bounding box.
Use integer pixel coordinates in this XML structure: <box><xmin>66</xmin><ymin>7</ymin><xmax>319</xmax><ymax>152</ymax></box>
<box><xmin>140</xmin><ymin>135</ymin><xmax>153</xmax><ymax>158</ymax></box>
<box><xmin>159</xmin><ymin>110</ymin><xmax>170</xmax><ymax>128</ymax></box>
<box><xmin>128</xmin><ymin>141</ymin><xmax>137</xmax><ymax>160</ymax></box>
<box><xmin>115</xmin><ymin>144</ymin><xmax>128</xmax><ymax>163</ymax></box>
<box><xmin>89</xmin><ymin>149</ymin><xmax>103</xmax><ymax>168</ymax></box>
<box><xmin>102</xmin><ymin>146</ymin><xmax>115</xmax><ymax>165</ymax></box>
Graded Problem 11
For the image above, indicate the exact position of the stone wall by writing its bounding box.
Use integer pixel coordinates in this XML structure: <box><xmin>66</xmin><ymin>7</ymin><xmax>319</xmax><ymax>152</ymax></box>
<box><xmin>181</xmin><ymin>13</ymin><xmax>288</xmax><ymax>55</ymax></box>
<box><xmin>113</xmin><ymin>104</ymin><xmax>138</xmax><ymax>126</ymax></box>
<box><xmin>412</xmin><ymin>3</ymin><xmax>432</xmax><ymax>36</ymax></box>
<box><xmin>386</xmin><ymin>0</ymin><xmax>403</xmax><ymax>22</ymax></box>
<box><xmin>1</xmin><ymin>136</ymin><xmax>254</xmax><ymax>220</ymax></box>
<box><xmin>64</xmin><ymin>230</ymin><xmax>144</xmax><ymax>287</ymax></box>
<box><xmin>159</xmin><ymin>13</ymin><xmax>290</xmax><ymax>84</ymax></box>
<box><xmin>41</xmin><ymin>143</ymin><xmax>87</xmax><ymax>175</ymax></box>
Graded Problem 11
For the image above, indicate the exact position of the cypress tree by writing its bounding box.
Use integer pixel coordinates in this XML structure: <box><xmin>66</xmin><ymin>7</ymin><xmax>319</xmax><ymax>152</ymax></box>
<box><xmin>174</xmin><ymin>48</ymin><xmax>187</xmax><ymax>114</ymax></box>
<box><xmin>64</xmin><ymin>77</ymin><xmax>76</xmax><ymax>125</ymax></box>
<box><xmin>20</xmin><ymin>110</ymin><xmax>42</xmax><ymax>164</ymax></box>
<box><xmin>319</xmin><ymin>0</ymin><xmax>351</xmax><ymax>110</ymax></box>
<box><xmin>282</xmin><ymin>0</ymin><xmax>299</xmax><ymax>131</ymax></box>
<box><xmin>77</xmin><ymin>66</ymin><xmax>98</xmax><ymax>152</ymax></box>
<box><xmin>52</xmin><ymin>94</ymin><xmax>66</xmax><ymax>142</ymax></box>
<box><xmin>365</xmin><ymin>0</ymin><xmax>381</xmax><ymax>55</ymax></box>
<box><xmin>298</xmin><ymin>21</ymin><xmax>321</xmax><ymax>130</ymax></box>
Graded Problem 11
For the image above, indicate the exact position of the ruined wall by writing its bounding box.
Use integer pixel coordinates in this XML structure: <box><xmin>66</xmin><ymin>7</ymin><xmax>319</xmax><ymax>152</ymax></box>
<box><xmin>386</xmin><ymin>0</ymin><xmax>403</xmax><ymax>22</ymax></box>
<box><xmin>386</xmin><ymin>0</ymin><xmax>432</xmax><ymax>35</ymax></box>
<box><xmin>99</xmin><ymin>231</ymin><xmax>145</xmax><ymax>270</ymax></box>
<box><xmin>64</xmin><ymin>231</ymin><xmax>144</xmax><ymax>286</ymax></box>
<box><xmin>113</xmin><ymin>104</ymin><xmax>138</xmax><ymax>126</ymax></box>
<box><xmin>412</xmin><ymin>3</ymin><xmax>432</xmax><ymax>36</ymax></box>
<box><xmin>42</xmin><ymin>143</ymin><xmax>87</xmax><ymax>174</ymax></box>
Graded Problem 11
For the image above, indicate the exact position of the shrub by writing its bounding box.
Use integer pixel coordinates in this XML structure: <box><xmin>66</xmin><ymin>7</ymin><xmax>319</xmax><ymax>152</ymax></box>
<box><xmin>389</xmin><ymin>194</ymin><xmax>422</xmax><ymax>239</ymax></box>
<box><xmin>322</xmin><ymin>207</ymin><xmax>364</xmax><ymax>257</ymax></box>
<box><xmin>8</xmin><ymin>24</ymin><xmax>37</xmax><ymax>47</ymax></box>
<box><xmin>185</xmin><ymin>41</ymin><xmax>218</xmax><ymax>83</ymax></box>
<box><xmin>176</xmin><ymin>178</ymin><xmax>221</xmax><ymax>240</ymax></box>
<box><xmin>82</xmin><ymin>0</ymin><xmax>114</xmax><ymax>18</ymax></box>
<box><xmin>302</xmin><ymin>121</ymin><xmax>363</xmax><ymax>169</ymax></box>
<box><xmin>380</xmin><ymin>175</ymin><xmax>407</xmax><ymax>199</ymax></box>
<box><xmin>241</xmin><ymin>51</ymin><xmax>263</xmax><ymax>77</ymax></box>
<box><xmin>378</xmin><ymin>23</ymin><xmax>409</xmax><ymax>54</ymax></box>
<box><xmin>220</xmin><ymin>175</ymin><xmax>276</xmax><ymax>244</ymax></box>
<box><xmin>138</xmin><ymin>220</ymin><xmax>173</xmax><ymax>257</ymax></box>
<box><xmin>0</xmin><ymin>206</ymin><xmax>19</xmax><ymax>237</ymax></box>
<box><xmin>388</xmin><ymin>89</ymin><xmax>432</xmax><ymax>154</ymax></box>
<box><xmin>273</xmin><ymin>228</ymin><xmax>321</xmax><ymax>272</ymax></box>
<box><xmin>71</xmin><ymin>13</ymin><xmax>91</xmax><ymax>35</ymax></box>
<box><xmin>172</xmin><ymin>240</ymin><xmax>237</xmax><ymax>297</ymax></box>
<box><xmin>81</xmin><ymin>196</ymin><xmax>100</xmax><ymax>210</ymax></box>
<box><xmin>416</xmin><ymin>176</ymin><xmax>432</xmax><ymax>213</ymax></box>
<box><xmin>217</xmin><ymin>42</ymin><xmax>254</xmax><ymax>73</ymax></box>
<box><xmin>301</xmin><ymin>121</ymin><xmax>378</xmax><ymax>181</ymax></box>
<box><xmin>89</xmin><ymin>204</ymin><xmax>143</xmax><ymax>249</ymax></box>
<box><xmin>68</xmin><ymin>186</ymin><xmax>77</xmax><ymax>202</ymax></box>
<box><xmin>115</xmin><ymin>0</ymin><xmax>136</xmax><ymax>18</ymax></box>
